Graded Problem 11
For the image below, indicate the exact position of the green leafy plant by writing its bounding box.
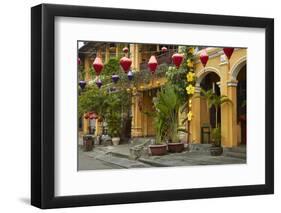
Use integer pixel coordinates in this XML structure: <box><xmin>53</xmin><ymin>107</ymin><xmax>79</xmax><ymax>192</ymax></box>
<box><xmin>211</xmin><ymin>126</ymin><xmax>221</xmax><ymax>146</ymax></box>
<box><xmin>153</xmin><ymin>84</ymin><xmax>181</xmax><ymax>144</ymax></box>
<box><xmin>195</xmin><ymin>89</ymin><xmax>232</xmax><ymax>147</ymax></box>
<box><xmin>197</xmin><ymin>89</ymin><xmax>232</xmax><ymax>128</ymax></box>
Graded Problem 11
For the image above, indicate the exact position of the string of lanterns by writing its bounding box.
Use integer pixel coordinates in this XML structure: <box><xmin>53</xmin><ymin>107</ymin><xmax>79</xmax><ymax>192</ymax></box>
<box><xmin>199</xmin><ymin>47</ymin><xmax>235</xmax><ymax>68</ymax></box>
<box><xmin>81</xmin><ymin>46</ymin><xmax>236</xmax><ymax>122</ymax></box>
<box><xmin>79</xmin><ymin>46</ymin><xmax>235</xmax><ymax>90</ymax></box>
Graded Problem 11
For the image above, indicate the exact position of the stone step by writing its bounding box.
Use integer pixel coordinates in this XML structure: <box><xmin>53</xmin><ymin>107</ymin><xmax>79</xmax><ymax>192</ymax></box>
<box><xmin>95</xmin><ymin>153</ymin><xmax>151</xmax><ymax>169</ymax></box>
<box><xmin>224</xmin><ymin>146</ymin><xmax>246</xmax><ymax>154</ymax></box>
<box><xmin>223</xmin><ymin>151</ymin><xmax>246</xmax><ymax>159</ymax></box>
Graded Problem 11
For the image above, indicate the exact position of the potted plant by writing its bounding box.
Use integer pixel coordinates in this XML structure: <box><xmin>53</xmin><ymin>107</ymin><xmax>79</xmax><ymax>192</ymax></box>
<box><xmin>148</xmin><ymin>117</ymin><xmax>168</xmax><ymax>156</ymax></box>
<box><xmin>210</xmin><ymin>127</ymin><xmax>223</xmax><ymax>156</ymax></box>
<box><xmin>164</xmin><ymin>86</ymin><xmax>185</xmax><ymax>153</ymax></box>
<box><xmin>150</xmin><ymin>84</ymin><xmax>184</xmax><ymax>155</ymax></box>
<box><xmin>199</xmin><ymin>89</ymin><xmax>232</xmax><ymax>155</ymax></box>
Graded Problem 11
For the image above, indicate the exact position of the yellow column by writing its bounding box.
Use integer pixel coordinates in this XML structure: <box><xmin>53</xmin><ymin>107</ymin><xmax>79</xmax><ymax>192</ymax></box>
<box><xmin>135</xmin><ymin>44</ymin><xmax>140</xmax><ymax>71</ymax></box>
<box><xmin>219</xmin><ymin>63</ymin><xmax>229</xmax><ymax>147</ymax></box>
<box><xmin>227</xmin><ymin>81</ymin><xmax>238</xmax><ymax>147</ymax></box>
<box><xmin>116</xmin><ymin>44</ymin><xmax>120</xmax><ymax>58</ymax></box>
<box><xmin>83</xmin><ymin>114</ymin><xmax>89</xmax><ymax>134</ymax></box>
<box><xmin>178</xmin><ymin>105</ymin><xmax>187</xmax><ymax>142</ymax></box>
<box><xmin>131</xmin><ymin>93</ymin><xmax>143</xmax><ymax>137</ymax></box>
<box><xmin>190</xmin><ymin>84</ymin><xmax>201</xmax><ymax>143</ymax></box>
<box><xmin>105</xmin><ymin>44</ymin><xmax>110</xmax><ymax>63</ymax></box>
<box><xmin>95</xmin><ymin>120</ymin><xmax>103</xmax><ymax>136</ymax></box>
<box><xmin>220</xmin><ymin>62</ymin><xmax>238</xmax><ymax>147</ymax></box>
<box><xmin>84</xmin><ymin>56</ymin><xmax>91</xmax><ymax>81</ymax></box>
<box><xmin>97</xmin><ymin>48</ymin><xmax>102</xmax><ymax>58</ymax></box>
<box><xmin>130</xmin><ymin>44</ymin><xmax>135</xmax><ymax>70</ymax></box>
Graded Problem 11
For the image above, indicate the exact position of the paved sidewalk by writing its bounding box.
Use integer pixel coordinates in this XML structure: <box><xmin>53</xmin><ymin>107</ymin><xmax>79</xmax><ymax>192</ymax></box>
<box><xmin>79</xmin><ymin>144</ymin><xmax>246</xmax><ymax>170</ymax></box>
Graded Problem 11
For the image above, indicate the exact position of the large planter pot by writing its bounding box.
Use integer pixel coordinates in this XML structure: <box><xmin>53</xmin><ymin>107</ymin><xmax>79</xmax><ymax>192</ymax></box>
<box><xmin>149</xmin><ymin>144</ymin><xmax>167</xmax><ymax>156</ymax></box>
<box><xmin>112</xmin><ymin>137</ymin><xmax>120</xmax><ymax>146</ymax></box>
<box><xmin>210</xmin><ymin>145</ymin><xmax>223</xmax><ymax>156</ymax></box>
<box><xmin>168</xmin><ymin>142</ymin><xmax>185</xmax><ymax>153</ymax></box>
<box><xmin>83</xmin><ymin>135</ymin><xmax>94</xmax><ymax>151</ymax></box>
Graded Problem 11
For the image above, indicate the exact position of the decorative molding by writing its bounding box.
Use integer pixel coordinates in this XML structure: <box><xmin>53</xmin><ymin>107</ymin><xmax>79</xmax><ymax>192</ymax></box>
<box><xmin>195</xmin><ymin>86</ymin><xmax>201</xmax><ymax>93</ymax></box>
<box><xmin>229</xmin><ymin>56</ymin><xmax>247</xmax><ymax>79</ymax></box>
<box><xmin>196</xmin><ymin>66</ymin><xmax>221</xmax><ymax>84</ymax></box>
<box><xmin>227</xmin><ymin>81</ymin><xmax>238</xmax><ymax>87</ymax></box>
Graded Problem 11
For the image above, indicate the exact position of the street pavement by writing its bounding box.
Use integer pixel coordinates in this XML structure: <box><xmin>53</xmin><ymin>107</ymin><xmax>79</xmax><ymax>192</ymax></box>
<box><xmin>78</xmin><ymin>150</ymin><xmax>123</xmax><ymax>170</ymax></box>
<box><xmin>78</xmin><ymin>144</ymin><xmax>246</xmax><ymax>171</ymax></box>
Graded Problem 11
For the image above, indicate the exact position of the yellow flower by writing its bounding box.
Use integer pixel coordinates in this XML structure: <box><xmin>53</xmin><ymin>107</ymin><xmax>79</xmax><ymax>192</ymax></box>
<box><xmin>186</xmin><ymin>59</ymin><xmax>194</xmax><ymax>68</ymax></box>
<box><xmin>189</xmin><ymin>99</ymin><xmax>192</xmax><ymax>108</ymax></box>
<box><xmin>186</xmin><ymin>72</ymin><xmax>195</xmax><ymax>82</ymax></box>
<box><xmin>186</xmin><ymin>84</ymin><xmax>195</xmax><ymax>95</ymax></box>
<box><xmin>187</xmin><ymin>111</ymin><xmax>193</xmax><ymax>121</ymax></box>
<box><xmin>188</xmin><ymin>47</ymin><xmax>195</xmax><ymax>54</ymax></box>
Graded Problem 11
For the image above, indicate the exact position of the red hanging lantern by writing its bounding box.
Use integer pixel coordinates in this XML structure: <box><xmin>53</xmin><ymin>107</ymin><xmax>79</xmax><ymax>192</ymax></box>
<box><xmin>223</xmin><ymin>47</ymin><xmax>234</xmax><ymax>60</ymax></box>
<box><xmin>172</xmin><ymin>53</ymin><xmax>184</xmax><ymax>68</ymax></box>
<box><xmin>122</xmin><ymin>47</ymin><xmax>129</xmax><ymax>53</ymax></box>
<box><xmin>148</xmin><ymin>55</ymin><xmax>158</xmax><ymax>74</ymax></box>
<box><xmin>161</xmin><ymin>46</ymin><xmax>167</xmax><ymax>53</ymax></box>
<box><xmin>119</xmin><ymin>57</ymin><xmax>132</xmax><ymax>73</ymax></box>
<box><xmin>200</xmin><ymin>50</ymin><xmax>209</xmax><ymax>67</ymax></box>
<box><xmin>92</xmin><ymin>57</ymin><xmax>104</xmax><ymax>75</ymax></box>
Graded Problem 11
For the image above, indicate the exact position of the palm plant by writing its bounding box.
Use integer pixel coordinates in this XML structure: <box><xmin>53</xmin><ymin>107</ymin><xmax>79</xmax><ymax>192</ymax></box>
<box><xmin>199</xmin><ymin>89</ymin><xmax>232</xmax><ymax>128</ymax></box>
<box><xmin>153</xmin><ymin>84</ymin><xmax>181</xmax><ymax>144</ymax></box>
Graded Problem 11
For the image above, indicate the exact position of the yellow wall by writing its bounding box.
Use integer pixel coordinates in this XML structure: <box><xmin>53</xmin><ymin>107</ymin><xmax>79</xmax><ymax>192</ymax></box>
<box><xmin>190</xmin><ymin>48</ymin><xmax>246</xmax><ymax>147</ymax></box>
<box><xmin>80</xmin><ymin>45</ymin><xmax>246</xmax><ymax>148</ymax></box>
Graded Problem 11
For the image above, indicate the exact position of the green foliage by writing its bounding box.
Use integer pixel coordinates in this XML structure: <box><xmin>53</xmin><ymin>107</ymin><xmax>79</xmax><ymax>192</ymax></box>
<box><xmin>165</xmin><ymin>66</ymin><xmax>188</xmax><ymax>103</ymax></box>
<box><xmin>102</xmin><ymin>58</ymin><xmax>122</xmax><ymax>76</ymax></box>
<box><xmin>153</xmin><ymin>84</ymin><xmax>181</xmax><ymax>144</ymax></box>
<box><xmin>211</xmin><ymin>127</ymin><xmax>221</xmax><ymax>146</ymax></box>
<box><xmin>78</xmin><ymin>86</ymin><xmax>105</xmax><ymax>117</ymax></box>
<box><xmin>199</xmin><ymin>88</ymin><xmax>232</xmax><ymax>128</ymax></box>
<box><xmin>165</xmin><ymin>46</ymin><xmax>196</xmax><ymax>104</ymax></box>
<box><xmin>78</xmin><ymin>84</ymin><xmax>131</xmax><ymax>137</ymax></box>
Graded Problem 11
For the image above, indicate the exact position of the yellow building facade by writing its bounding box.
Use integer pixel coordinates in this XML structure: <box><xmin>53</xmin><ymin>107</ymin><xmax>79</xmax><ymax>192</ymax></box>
<box><xmin>79</xmin><ymin>43</ymin><xmax>247</xmax><ymax>148</ymax></box>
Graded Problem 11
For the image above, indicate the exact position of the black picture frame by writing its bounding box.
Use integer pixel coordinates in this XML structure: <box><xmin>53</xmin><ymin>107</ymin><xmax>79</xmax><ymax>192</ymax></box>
<box><xmin>31</xmin><ymin>3</ymin><xmax>274</xmax><ymax>209</ymax></box>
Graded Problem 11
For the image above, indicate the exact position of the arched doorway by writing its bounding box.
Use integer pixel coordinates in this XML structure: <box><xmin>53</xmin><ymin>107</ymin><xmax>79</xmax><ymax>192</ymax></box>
<box><xmin>194</xmin><ymin>71</ymin><xmax>221</xmax><ymax>144</ymax></box>
<box><xmin>200</xmin><ymin>72</ymin><xmax>221</xmax><ymax>128</ymax></box>
<box><xmin>236</xmin><ymin>65</ymin><xmax>246</xmax><ymax>145</ymax></box>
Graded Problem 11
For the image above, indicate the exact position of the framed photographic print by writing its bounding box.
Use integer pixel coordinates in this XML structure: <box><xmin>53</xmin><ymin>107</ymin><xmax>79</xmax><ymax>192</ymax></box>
<box><xmin>31</xmin><ymin>3</ymin><xmax>274</xmax><ymax>209</ymax></box>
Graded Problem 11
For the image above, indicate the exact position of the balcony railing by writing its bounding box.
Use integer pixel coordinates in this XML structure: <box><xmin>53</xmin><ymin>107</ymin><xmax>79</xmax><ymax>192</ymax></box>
<box><xmin>139</xmin><ymin>50</ymin><xmax>174</xmax><ymax>71</ymax></box>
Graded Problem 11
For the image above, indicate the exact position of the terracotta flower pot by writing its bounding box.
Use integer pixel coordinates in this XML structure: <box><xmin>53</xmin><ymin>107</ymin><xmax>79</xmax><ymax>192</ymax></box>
<box><xmin>149</xmin><ymin>144</ymin><xmax>167</xmax><ymax>156</ymax></box>
<box><xmin>168</xmin><ymin>142</ymin><xmax>185</xmax><ymax>153</ymax></box>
